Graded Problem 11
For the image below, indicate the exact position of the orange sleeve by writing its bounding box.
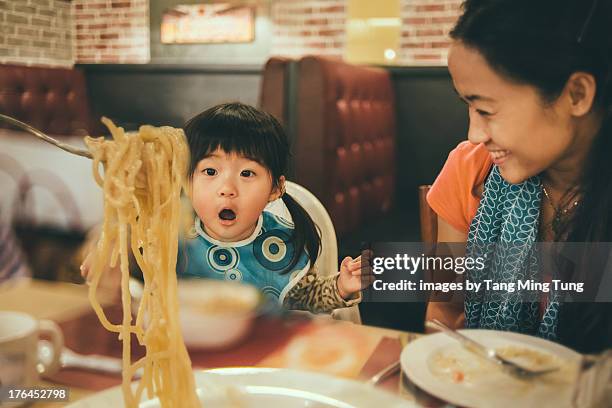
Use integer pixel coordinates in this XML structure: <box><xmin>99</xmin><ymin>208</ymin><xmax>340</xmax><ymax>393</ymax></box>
<box><xmin>426</xmin><ymin>141</ymin><xmax>492</xmax><ymax>234</ymax></box>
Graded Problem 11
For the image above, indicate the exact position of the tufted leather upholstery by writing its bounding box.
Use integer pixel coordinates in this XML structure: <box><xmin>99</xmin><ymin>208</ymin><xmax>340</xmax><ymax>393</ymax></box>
<box><xmin>0</xmin><ymin>64</ymin><xmax>95</xmax><ymax>136</ymax></box>
<box><xmin>294</xmin><ymin>56</ymin><xmax>396</xmax><ymax>236</ymax></box>
<box><xmin>260</xmin><ymin>57</ymin><xmax>292</xmax><ymax>127</ymax></box>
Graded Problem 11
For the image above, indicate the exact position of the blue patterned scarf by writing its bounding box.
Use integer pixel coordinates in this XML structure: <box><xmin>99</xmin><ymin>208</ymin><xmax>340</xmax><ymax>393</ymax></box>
<box><xmin>465</xmin><ymin>165</ymin><xmax>559</xmax><ymax>340</ymax></box>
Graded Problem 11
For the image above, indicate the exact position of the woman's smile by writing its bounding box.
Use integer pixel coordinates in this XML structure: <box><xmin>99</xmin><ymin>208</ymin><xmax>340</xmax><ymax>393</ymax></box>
<box><xmin>489</xmin><ymin>149</ymin><xmax>511</xmax><ymax>165</ymax></box>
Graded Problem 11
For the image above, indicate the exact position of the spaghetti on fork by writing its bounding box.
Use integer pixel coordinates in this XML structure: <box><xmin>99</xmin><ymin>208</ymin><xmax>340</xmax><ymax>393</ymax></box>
<box><xmin>85</xmin><ymin>118</ymin><xmax>199</xmax><ymax>408</ymax></box>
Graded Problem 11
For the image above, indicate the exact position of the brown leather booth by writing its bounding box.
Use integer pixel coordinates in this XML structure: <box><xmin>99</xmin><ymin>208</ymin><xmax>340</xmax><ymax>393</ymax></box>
<box><xmin>0</xmin><ymin>64</ymin><xmax>96</xmax><ymax>136</ymax></box>
<box><xmin>261</xmin><ymin>56</ymin><xmax>397</xmax><ymax>237</ymax></box>
<box><xmin>0</xmin><ymin>64</ymin><xmax>100</xmax><ymax>282</ymax></box>
<box><xmin>260</xmin><ymin>57</ymin><xmax>293</xmax><ymax>128</ymax></box>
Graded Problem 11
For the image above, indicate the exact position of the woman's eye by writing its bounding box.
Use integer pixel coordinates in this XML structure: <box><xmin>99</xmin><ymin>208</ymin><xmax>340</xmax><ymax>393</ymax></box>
<box><xmin>468</xmin><ymin>105</ymin><xmax>493</xmax><ymax>117</ymax></box>
<box><xmin>240</xmin><ymin>170</ymin><xmax>255</xmax><ymax>177</ymax></box>
<box><xmin>203</xmin><ymin>168</ymin><xmax>217</xmax><ymax>176</ymax></box>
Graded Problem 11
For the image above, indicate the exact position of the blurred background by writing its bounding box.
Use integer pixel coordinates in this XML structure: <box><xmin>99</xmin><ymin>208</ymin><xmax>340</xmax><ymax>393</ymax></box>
<box><xmin>0</xmin><ymin>0</ymin><xmax>470</xmax><ymax>331</ymax></box>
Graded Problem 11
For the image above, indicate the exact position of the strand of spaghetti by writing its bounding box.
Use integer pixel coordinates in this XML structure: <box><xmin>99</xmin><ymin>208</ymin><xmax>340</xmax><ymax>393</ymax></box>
<box><xmin>129</xmin><ymin>204</ymin><xmax>151</xmax><ymax>342</ymax></box>
<box><xmin>88</xmin><ymin>189</ymin><xmax>138</xmax><ymax>335</ymax></box>
<box><xmin>91</xmin><ymin>155</ymin><xmax>104</xmax><ymax>187</ymax></box>
<box><xmin>88</xmin><ymin>210</ymin><xmax>124</xmax><ymax>333</ymax></box>
<box><xmin>101</xmin><ymin>117</ymin><xmax>125</xmax><ymax>143</ymax></box>
<box><xmin>130</xmin><ymin>349</ymin><xmax>171</xmax><ymax>402</ymax></box>
<box><xmin>119</xmin><ymin>220</ymin><xmax>137</xmax><ymax>407</ymax></box>
<box><xmin>170</xmin><ymin>141</ymin><xmax>197</xmax><ymax>407</ymax></box>
<box><xmin>109</xmin><ymin>237</ymin><xmax>120</xmax><ymax>272</ymax></box>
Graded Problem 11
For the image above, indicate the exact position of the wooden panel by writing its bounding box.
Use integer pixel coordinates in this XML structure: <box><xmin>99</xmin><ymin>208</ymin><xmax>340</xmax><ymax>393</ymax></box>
<box><xmin>418</xmin><ymin>184</ymin><xmax>437</xmax><ymax>243</ymax></box>
<box><xmin>79</xmin><ymin>64</ymin><xmax>262</xmax><ymax>130</ymax></box>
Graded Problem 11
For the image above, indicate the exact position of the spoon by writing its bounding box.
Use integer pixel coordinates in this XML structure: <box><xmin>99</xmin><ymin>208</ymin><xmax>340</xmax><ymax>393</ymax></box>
<box><xmin>38</xmin><ymin>340</ymin><xmax>142</xmax><ymax>379</ymax></box>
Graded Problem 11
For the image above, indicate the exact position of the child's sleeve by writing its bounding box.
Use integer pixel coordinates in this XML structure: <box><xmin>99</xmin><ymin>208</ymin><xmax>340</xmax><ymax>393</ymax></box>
<box><xmin>283</xmin><ymin>268</ymin><xmax>361</xmax><ymax>313</ymax></box>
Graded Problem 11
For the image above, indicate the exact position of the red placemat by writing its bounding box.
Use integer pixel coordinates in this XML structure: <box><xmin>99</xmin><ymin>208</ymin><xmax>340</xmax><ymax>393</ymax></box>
<box><xmin>356</xmin><ymin>336</ymin><xmax>402</xmax><ymax>393</ymax></box>
<box><xmin>48</xmin><ymin>305</ymin><xmax>311</xmax><ymax>391</ymax></box>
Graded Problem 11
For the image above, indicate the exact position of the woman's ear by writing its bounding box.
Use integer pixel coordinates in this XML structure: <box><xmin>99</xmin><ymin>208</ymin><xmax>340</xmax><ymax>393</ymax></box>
<box><xmin>565</xmin><ymin>72</ymin><xmax>598</xmax><ymax>117</ymax></box>
<box><xmin>269</xmin><ymin>175</ymin><xmax>286</xmax><ymax>202</ymax></box>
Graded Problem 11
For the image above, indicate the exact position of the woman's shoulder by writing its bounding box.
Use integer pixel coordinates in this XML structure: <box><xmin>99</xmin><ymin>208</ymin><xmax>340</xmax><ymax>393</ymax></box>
<box><xmin>449</xmin><ymin>140</ymin><xmax>490</xmax><ymax>167</ymax></box>
<box><xmin>427</xmin><ymin>141</ymin><xmax>492</xmax><ymax>233</ymax></box>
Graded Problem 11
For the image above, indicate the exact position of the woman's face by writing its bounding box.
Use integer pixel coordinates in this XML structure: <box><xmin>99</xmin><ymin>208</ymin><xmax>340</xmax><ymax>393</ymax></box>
<box><xmin>448</xmin><ymin>42</ymin><xmax>576</xmax><ymax>184</ymax></box>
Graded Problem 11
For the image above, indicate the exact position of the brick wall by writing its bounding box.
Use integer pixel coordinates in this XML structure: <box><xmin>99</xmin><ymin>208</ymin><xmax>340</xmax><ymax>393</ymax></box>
<box><xmin>271</xmin><ymin>0</ymin><xmax>347</xmax><ymax>58</ymax></box>
<box><xmin>0</xmin><ymin>0</ymin><xmax>462</xmax><ymax>67</ymax></box>
<box><xmin>270</xmin><ymin>0</ymin><xmax>462</xmax><ymax>65</ymax></box>
<box><xmin>73</xmin><ymin>0</ymin><xmax>149</xmax><ymax>64</ymax></box>
<box><xmin>400</xmin><ymin>0</ymin><xmax>462</xmax><ymax>65</ymax></box>
<box><xmin>0</xmin><ymin>0</ymin><xmax>73</xmax><ymax>68</ymax></box>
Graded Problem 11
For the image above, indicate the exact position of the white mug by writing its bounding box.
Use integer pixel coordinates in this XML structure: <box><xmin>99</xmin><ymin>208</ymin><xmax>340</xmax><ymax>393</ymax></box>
<box><xmin>0</xmin><ymin>311</ymin><xmax>63</xmax><ymax>408</ymax></box>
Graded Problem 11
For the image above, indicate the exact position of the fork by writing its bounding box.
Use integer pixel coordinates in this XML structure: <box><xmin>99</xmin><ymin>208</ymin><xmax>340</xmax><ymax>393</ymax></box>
<box><xmin>426</xmin><ymin>319</ymin><xmax>560</xmax><ymax>379</ymax></box>
<box><xmin>0</xmin><ymin>113</ymin><xmax>93</xmax><ymax>159</ymax></box>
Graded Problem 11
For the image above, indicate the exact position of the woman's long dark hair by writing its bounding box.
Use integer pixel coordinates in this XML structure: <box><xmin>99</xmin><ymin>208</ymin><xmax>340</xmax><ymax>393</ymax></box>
<box><xmin>451</xmin><ymin>0</ymin><xmax>612</xmax><ymax>352</ymax></box>
<box><xmin>183</xmin><ymin>102</ymin><xmax>321</xmax><ymax>274</ymax></box>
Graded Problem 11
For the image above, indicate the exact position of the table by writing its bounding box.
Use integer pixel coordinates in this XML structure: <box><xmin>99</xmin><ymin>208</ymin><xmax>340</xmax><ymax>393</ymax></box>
<box><xmin>0</xmin><ymin>279</ymin><xmax>436</xmax><ymax>407</ymax></box>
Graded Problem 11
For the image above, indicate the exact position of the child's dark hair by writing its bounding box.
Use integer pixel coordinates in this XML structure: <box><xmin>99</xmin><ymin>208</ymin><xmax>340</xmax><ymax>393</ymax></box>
<box><xmin>451</xmin><ymin>0</ymin><xmax>612</xmax><ymax>352</ymax></box>
<box><xmin>183</xmin><ymin>102</ymin><xmax>321</xmax><ymax>273</ymax></box>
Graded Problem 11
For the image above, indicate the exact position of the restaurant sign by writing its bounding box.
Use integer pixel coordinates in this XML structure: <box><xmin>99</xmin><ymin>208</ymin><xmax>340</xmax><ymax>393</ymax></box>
<box><xmin>161</xmin><ymin>4</ymin><xmax>255</xmax><ymax>44</ymax></box>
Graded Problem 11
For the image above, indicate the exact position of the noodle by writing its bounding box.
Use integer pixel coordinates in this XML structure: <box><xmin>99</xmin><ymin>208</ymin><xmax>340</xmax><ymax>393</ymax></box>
<box><xmin>85</xmin><ymin>118</ymin><xmax>200</xmax><ymax>408</ymax></box>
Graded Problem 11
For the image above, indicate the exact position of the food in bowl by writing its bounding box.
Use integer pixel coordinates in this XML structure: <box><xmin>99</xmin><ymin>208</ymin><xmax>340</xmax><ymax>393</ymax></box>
<box><xmin>130</xmin><ymin>278</ymin><xmax>261</xmax><ymax>350</ymax></box>
<box><xmin>178</xmin><ymin>279</ymin><xmax>260</xmax><ymax>314</ymax></box>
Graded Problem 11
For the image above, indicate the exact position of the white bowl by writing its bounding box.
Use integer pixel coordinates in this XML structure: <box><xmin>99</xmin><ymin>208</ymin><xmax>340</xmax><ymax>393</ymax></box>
<box><xmin>129</xmin><ymin>278</ymin><xmax>261</xmax><ymax>350</ymax></box>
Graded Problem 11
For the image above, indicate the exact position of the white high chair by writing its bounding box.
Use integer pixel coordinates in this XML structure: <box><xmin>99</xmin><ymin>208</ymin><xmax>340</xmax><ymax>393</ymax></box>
<box><xmin>266</xmin><ymin>181</ymin><xmax>362</xmax><ymax>324</ymax></box>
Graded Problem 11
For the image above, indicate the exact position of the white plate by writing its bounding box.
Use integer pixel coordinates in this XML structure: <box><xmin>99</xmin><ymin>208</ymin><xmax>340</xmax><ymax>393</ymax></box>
<box><xmin>401</xmin><ymin>330</ymin><xmax>581</xmax><ymax>408</ymax></box>
<box><xmin>65</xmin><ymin>367</ymin><xmax>417</xmax><ymax>407</ymax></box>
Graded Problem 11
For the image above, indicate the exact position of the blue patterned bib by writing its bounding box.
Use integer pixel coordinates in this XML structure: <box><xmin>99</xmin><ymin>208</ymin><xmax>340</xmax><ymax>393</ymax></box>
<box><xmin>465</xmin><ymin>165</ymin><xmax>559</xmax><ymax>340</ymax></box>
<box><xmin>177</xmin><ymin>211</ymin><xmax>311</xmax><ymax>304</ymax></box>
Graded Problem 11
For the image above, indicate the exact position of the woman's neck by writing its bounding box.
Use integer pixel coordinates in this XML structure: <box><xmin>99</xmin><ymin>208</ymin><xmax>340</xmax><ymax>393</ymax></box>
<box><xmin>542</xmin><ymin>113</ymin><xmax>601</xmax><ymax>194</ymax></box>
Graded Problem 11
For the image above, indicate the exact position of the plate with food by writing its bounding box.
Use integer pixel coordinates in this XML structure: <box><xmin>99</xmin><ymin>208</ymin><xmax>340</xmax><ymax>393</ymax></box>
<box><xmin>65</xmin><ymin>367</ymin><xmax>417</xmax><ymax>407</ymax></box>
<box><xmin>400</xmin><ymin>329</ymin><xmax>581</xmax><ymax>408</ymax></box>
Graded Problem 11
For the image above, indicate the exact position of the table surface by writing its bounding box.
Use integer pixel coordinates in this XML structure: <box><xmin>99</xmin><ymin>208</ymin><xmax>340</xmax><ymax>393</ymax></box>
<box><xmin>0</xmin><ymin>279</ymin><xmax>427</xmax><ymax>408</ymax></box>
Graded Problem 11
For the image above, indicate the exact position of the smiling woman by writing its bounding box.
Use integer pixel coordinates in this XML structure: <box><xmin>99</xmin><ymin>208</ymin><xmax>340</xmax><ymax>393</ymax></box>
<box><xmin>426</xmin><ymin>0</ymin><xmax>612</xmax><ymax>352</ymax></box>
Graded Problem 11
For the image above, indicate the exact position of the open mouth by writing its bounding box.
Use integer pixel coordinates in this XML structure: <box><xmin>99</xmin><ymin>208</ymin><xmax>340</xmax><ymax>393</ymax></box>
<box><xmin>219</xmin><ymin>208</ymin><xmax>236</xmax><ymax>221</ymax></box>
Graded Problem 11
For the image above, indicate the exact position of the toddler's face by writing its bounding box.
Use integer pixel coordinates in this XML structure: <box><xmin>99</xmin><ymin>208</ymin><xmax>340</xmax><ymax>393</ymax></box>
<box><xmin>190</xmin><ymin>148</ymin><xmax>282</xmax><ymax>242</ymax></box>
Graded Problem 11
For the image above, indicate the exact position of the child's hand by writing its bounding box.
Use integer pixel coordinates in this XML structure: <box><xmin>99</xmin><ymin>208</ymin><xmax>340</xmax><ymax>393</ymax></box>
<box><xmin>337</xmin><ymin>253</ymin><xmax>374</xmax><ymax>299</ymax></box>
<box><xmin>80</xmin><ymin>250</ymin><xmax>93</xmax><ymax>280</ymax></box>
<box><xmin>79</xmin><ymin>248</ymin><xmax>122</xmax><ymax>295</ymax></box>
<box><xmin>79</xmin><ymin>226</ymin><xmax>122</xmax><ymax>294</ymax></box>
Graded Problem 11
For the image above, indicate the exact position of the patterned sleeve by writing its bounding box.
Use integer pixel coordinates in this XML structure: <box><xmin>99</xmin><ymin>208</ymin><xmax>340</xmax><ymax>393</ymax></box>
<box><xmin>283</xmin><ymin>267</ymin><xmax>361</xmax><ymax>313</ymax></box>
<box><xmin>0</xmin><ymin>224</ymin><xmax>31</xmax><ymax>284</ymax></box>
